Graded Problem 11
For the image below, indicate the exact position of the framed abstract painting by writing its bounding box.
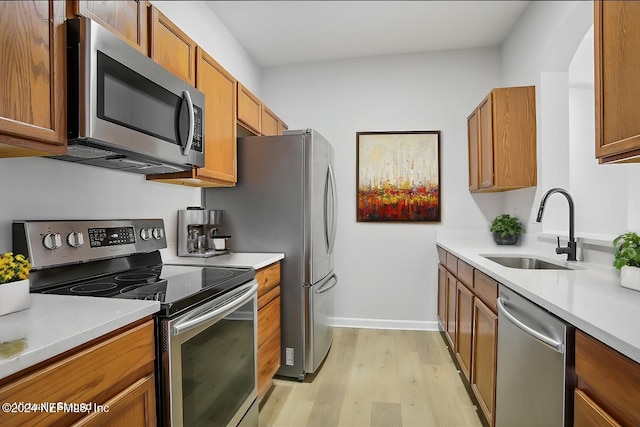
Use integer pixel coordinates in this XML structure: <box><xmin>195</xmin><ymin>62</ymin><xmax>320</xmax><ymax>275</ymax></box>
<box><xmin>356</xmin><ymin>131</ymin><xmax>441</xmax><ymax>222</ymax></box>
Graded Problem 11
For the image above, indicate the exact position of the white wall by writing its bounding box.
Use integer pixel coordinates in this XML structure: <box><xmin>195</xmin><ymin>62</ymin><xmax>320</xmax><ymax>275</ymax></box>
<box><xmin>0</xmin><ymin>158</ymin><xmax>200</xmax><ymax>252</ymax></box>
<box><xmin>260</xmin><ymin>49</ymin><xmax>503</xmax><ymax>329</ymax></box>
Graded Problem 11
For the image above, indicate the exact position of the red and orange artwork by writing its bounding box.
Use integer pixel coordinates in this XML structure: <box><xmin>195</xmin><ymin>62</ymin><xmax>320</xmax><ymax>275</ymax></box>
<box><xmin>356</xmin><ymin>131</ymin><xmax>440</xmax><ymax>222</ymax></box>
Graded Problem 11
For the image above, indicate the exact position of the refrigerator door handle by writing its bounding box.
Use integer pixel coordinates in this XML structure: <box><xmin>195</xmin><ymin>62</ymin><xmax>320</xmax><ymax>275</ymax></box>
<box><xmin>325</xmin><ymin>163</ymin><xmax>338</xmax><ymax>253</ymax></box>
<box><xmin>315</xmin><ymin>274</ymin><xmax>338</xmax><ymax>295</ymax></box>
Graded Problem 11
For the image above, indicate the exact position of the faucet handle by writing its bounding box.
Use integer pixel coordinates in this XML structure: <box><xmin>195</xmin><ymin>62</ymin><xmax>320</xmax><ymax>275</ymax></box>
<box><xmin>556</xmin><ymin>236</ymin><xmax>561</xmax><ymax>248</ymax></box>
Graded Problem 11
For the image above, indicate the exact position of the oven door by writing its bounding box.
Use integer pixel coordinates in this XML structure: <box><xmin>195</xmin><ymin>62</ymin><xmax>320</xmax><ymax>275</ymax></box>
<box><xmin>67</xmin><ymin>17</ymin><xmax>204</xmax><ymax>169</ymax></box>
<box><xmin>161</xmin><ymin>280</ymin><xmax>258</xmax><ymax>427</ymax></box>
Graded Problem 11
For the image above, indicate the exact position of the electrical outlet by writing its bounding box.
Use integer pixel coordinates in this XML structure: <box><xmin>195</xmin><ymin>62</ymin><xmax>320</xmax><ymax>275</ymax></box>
<box><xmin>286</xmin><ymin>347</ymin><xmax>294</xmax><ymax>366</ymax></box>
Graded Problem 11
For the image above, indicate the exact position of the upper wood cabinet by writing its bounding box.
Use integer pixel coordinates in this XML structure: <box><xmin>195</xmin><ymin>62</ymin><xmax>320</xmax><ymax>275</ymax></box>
<box><xmin>237</xmin><ymin>83</ymin><xmax>262</xmax><ymax>135</ymax></box>
<box><xmin>68</xmin><ymin>0</ymin><xmax>147</xmax><ymax>54</ymax></box>
<box><xmin>148</xmin><ymin>6</ymin><xmax>196</xmax><ymax>87</ymax></box>
<box><xmin>261</xmin><ymin>104</ymin><xmax>288</xmax><ymax>136</ymax></box>
<box><xmin>148</xmin><ymin>47</ymin><xmax>238</xmax><ymax>187</ymax></box>
<box><xmin>467</xmin><ymin>86</ymin><xmax>537</xmax><ymax>192</ymax></box>
<box><xmin>0</xmin><ymin>0</ymin><xmax>67</xmax><ymax>158</ymax></box>
<box><xmin>594</xmin><ymin>0</ymin><xmax>640</xmax><ymax>163</ymax></box>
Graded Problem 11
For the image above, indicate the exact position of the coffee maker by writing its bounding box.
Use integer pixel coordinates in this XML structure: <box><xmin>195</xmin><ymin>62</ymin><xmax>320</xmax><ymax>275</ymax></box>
<box><xmin>177</xmin><ymin>207</ymin><xmax>230</xmax><ymax>257</ymax></box>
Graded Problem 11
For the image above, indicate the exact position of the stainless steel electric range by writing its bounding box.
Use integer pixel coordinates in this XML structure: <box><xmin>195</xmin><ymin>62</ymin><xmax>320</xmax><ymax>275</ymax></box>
<box><xmin>13</xmin><ymin>219</ymin><xmax>259</xmax><ymax>427</ymax></box>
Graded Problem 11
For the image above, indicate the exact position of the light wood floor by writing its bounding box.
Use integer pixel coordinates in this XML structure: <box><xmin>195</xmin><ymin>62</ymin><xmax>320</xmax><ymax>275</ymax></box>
<box><xmin>259</xmin><ymin>328</ymin><xmax>483</xmax><ymax>427</ymax></box>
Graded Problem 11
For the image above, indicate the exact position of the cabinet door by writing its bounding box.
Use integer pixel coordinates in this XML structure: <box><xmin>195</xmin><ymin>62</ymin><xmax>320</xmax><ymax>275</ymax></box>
<box><xmin>149</xmin><ymin>6</ymin><xmax>196</xmax><ymax>86</ymax></box>
<box><xmin>72</xmin><ymin>374</ymin><xmax>156</xmax><ymax>427</ymax></box>
<box><xmin>595</xmin><ymin>0</ymin><xmax>640</xmax><ymax>163</ymax></box>
<box><xmin>467</xmin><ymin>109</ymin><xmax>480</xmax><ymax>191</ymax></box>
<box><xmin>0</xmin><ymin>0</ymin><xmax>66</xmax><ymax>157</ymax></box>
<box><xmin>445</xmin><ymin>271</ymin><xmax>457</xmax><ymax>350</ymax></box>
<box><xmin>261</xmin><ymin>104</ymin><xmax>280</xmax><ymax>136</ymax></box>
<box><xmin>471</xmin><ymin>298</ymin><xmax>497</xmax><ymax>427</ymax></box>
<box><xmin>437</xmin><ymin>264</ymin><xmax>447</xmax><ymax>331</ymax></box>
<box><xmin>478</xmin><ymin>95</ymin><xmax>494</xmax><ymax>189</ymax></box>
<box><xmin>195</xmin><ymin>48</ymin><xmax>237</xmax><ymax>184</ymax></box>
<box><xmin>69</xmin><ymin>0</ymin><xmax>147</xmax><ymax>54</ymax></box>
<box><xmin>455</xmin><ymin>281</ymin><xmax>474</xmax><ymax>381</ymax></box>
<box><xmin>237</xmin><ymin>83</ymin><xmax>261</xmax><ymax>135</ymax></box>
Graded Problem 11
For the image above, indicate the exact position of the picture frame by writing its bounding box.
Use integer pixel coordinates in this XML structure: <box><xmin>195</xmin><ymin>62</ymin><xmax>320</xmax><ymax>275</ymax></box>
<box><xmin>356</xmin><ymin>130</ymin><xmax>441</xmax><ymax>222</ymax></box>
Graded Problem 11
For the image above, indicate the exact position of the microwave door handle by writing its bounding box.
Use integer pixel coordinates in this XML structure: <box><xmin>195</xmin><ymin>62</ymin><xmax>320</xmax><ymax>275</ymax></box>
<box><xmin>181</xmin><ymin>90</ymin><xmax>195</xmax><ymax>156</ymax></box>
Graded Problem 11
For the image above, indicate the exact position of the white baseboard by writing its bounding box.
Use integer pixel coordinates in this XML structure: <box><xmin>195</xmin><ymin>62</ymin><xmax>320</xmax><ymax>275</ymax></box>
<box><xmin>330</xmin><ymin>317</ymin><xmax>439</xmax><ymax>331</ymax></box>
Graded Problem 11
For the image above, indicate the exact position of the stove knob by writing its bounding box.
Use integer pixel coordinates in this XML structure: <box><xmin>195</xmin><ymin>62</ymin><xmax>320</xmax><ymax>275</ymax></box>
<box><xmin>43</xmin><ymin>233</ymin><xmax>62</xmax><ymax>250</ymax></box>
<box><xmin>67</xmin><ymin>231</ymin><xmax>84</xmax><ymax>248</ymax></box>
<box><xmin>140</xmin><ymin>228</ymin><xmax>151</xmax><ymax>241</ymax></box>
<box><xmin>152</xmin><ymin>228</ymin><xmax>164</xmax><ymax>240</ymax></box>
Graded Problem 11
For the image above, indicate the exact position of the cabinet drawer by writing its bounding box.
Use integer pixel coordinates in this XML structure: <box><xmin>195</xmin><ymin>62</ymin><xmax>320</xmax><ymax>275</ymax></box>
<box><xmin>576</xmin><ymin>330</ymin><xmax>640</xmax><ymax>426</ymax></box>
<box><xmin>0</xmin><ymin>320</ymin><xmax>155</xmax><ymax>426</ymax></box>
<box><xmin>437</xmin><ymin>246</ymin><xmax>447</xmax><ymax>265</ymax></box>
<box><xmin>446</xmin><ymin>252</ymin><xmax>458</xmax><ymax>275</ymax></box>
<box><xmin>574</xmin><ymin>388</ymin><xmax>621</xmax><ymax>427</ymax></box>
<box><xmin>457</xmin><ymin>260</ymin><xmax>474</xmax><ymax>288</ymax></box>
<box><xmin>474</xmin><ymin>270</ymin><xmax>498</xmax><ymax>312</ymax></box>
<box><xmin>258</xmin><ymin>294</ymin><xmax>281</xmax><ymax>348</ymax></box>
<box><xmin>256</xmin><ymin>262</ymin><xmax>281</xmax><ymax>298</ymax></box>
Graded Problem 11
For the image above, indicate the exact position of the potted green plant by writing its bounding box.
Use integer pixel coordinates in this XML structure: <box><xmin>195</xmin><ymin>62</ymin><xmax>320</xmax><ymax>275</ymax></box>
<box><xmin>613</xmin><ymin>232</ymin><xmax>640</xmax><ymax>291</ymax></box>
<box><xmin>0</xmin><ymin>252</ymin><xmax>31</xmax><ymax>315</ymax></box>
<box><xmin>490</xmin><ymin>214</ymin><xmax>524</xmax><ymax>245</ymax></box>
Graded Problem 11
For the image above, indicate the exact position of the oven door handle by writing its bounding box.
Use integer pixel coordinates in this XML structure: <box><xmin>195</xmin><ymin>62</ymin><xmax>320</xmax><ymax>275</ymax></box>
<box><xmin>171</xmin><ymin>280</ymin><xmax>257</xmax><ymax>336</ymax></box>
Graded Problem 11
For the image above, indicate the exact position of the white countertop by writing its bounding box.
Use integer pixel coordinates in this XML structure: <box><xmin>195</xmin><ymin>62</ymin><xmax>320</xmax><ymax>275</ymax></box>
<box><xmin>0</xmin><ymin>294</ymin><xmax>159</xmax><ymax>380</ymax></box>
<box><xmin>162</xmin><ymin>251</ymin><xmax>285</xmax><ymax>270</ymax></box>
<box><xmin>436</xmin><ymin>238</ymin><xmax>640</xmax><ymax>364</ymax></box>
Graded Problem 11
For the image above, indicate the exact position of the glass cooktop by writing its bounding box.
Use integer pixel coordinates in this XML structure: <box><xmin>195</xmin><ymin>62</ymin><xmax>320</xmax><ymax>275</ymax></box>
<box><xmin>40</xmin><ymin>264</ymin><xmax>255</xmax><ymax>317</ymax></box>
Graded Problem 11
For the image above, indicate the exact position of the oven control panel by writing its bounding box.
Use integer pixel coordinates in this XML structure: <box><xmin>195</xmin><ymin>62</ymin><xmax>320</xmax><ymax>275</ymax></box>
<box><xmin>12</xmin><ymin>219</ymin><xmax>167</xmax><ymax>270</ymax></box>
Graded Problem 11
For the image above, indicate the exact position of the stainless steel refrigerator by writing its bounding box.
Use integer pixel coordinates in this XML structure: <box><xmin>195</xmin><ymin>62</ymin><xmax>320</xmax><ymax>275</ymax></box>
<box><xmin>204</xmin><ymin>129</ymin><xmax>338</xmax><ymax>380</ymax></box>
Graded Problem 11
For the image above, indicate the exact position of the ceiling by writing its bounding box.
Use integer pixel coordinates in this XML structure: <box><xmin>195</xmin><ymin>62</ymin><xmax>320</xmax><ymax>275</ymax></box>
<box><xmin>206</xmin><ymin>1</ymin><xmax>531</xmax><ymax>68</ymax></box>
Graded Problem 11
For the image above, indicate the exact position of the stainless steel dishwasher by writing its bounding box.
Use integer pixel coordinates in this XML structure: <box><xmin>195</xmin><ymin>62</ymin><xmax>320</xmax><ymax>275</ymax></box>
<box><xmin>495</xmin><ymin>285</ymin><xmax>575</xmax><ymax>427</ymax></box>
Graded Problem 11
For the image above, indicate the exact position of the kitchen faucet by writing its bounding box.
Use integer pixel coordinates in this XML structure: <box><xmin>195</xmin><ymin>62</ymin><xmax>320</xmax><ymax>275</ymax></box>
<box><xmin>536</xmin><ymin>188</ymin><xmax>577</xmax><ymax>261</ymax></box>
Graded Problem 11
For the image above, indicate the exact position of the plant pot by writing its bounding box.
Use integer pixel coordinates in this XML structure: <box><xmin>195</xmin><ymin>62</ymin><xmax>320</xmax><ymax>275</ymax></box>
<box><xmin>493</xmin><ymin>232</ymin><xmax>519</xmax><ymax>245</ymax></box>
<box><xmin>0</xmin><ymin>279</ymin><xmax>30</xmax><ymax>316</ymax></box>
<box><xmin>620</xmin><ymin>266</ymin><xmax>640</xmax><ymax>292</ymax></box>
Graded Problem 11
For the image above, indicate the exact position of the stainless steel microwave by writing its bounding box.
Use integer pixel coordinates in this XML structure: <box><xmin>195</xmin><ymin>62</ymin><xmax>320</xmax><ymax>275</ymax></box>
<box><xmin>54</xmin><ymin>17</ymin><xmax>205</xmax><ymax>175</ymax></box>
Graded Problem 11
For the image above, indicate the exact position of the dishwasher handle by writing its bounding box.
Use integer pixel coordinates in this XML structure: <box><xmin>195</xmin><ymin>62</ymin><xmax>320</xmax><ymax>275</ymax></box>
<box><xmin>497</xmin><ymin>297</ymin><xmax>564</xmax><ymax>353</ymax></box>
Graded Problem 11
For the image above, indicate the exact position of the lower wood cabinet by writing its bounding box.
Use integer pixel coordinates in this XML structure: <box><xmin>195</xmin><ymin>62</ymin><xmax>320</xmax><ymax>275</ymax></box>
<box><xmin>471</xmin><ymin>297</ymin><xmax>497</xmax><ymax>427</ymax></box>
<box><xmin>575</xmin><ymin>329</ymin><xmax>640</xmax><ymax>426</ymax></box>
<box><xmin>0</xmin><ymin>319</ymin><xmax>156</xmax><ymax>427</ymax></box>
<box><xmin>256</xmin><ymin>261</ymin><xmax>282</xmax><ymax>397</ymax></box>
<box><xmin>436</xmin><ymin>245</ymin><xmax>498</xmax><ymax>427</ymax></box>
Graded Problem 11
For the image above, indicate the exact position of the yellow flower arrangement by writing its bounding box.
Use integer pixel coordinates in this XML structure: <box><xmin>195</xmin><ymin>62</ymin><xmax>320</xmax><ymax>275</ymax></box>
<box><xmin>0</xmin><ymin>252</ymin><xmax>31</xmax><ymax>284</ymax></box>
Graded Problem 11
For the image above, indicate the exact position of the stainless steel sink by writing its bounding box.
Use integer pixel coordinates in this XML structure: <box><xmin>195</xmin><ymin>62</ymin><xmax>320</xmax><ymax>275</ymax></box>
<box><xmin>482</xmin><ymin>255</ymin><xmax>574</xmax><ymax>270</ymax></box>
